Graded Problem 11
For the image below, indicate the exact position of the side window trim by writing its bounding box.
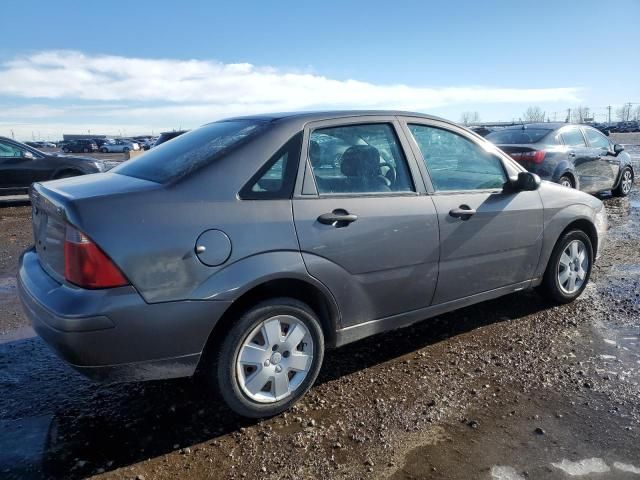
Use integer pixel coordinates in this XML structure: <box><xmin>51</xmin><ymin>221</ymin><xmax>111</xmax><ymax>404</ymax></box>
<box><xmin>400</xmin><ymin>118</ymin><xmax>509</xmax><ymax>194</ymax></box>
<box><xmin>295</xmin><ymin>118</ymin><xmax>426</xmax><ymax>198</ymax></box>
<box><xmin>238</xmin><ymin>132</ymin><xmax>303</xmax><ymax>200</ymax></box>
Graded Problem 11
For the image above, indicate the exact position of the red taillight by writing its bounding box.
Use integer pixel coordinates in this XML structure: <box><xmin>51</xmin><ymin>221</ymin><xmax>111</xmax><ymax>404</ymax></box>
<box><xmin>509</xmin><ymin>150</ymin><xmax>546</xmax><ymax>164</ymax></box>
<box><xmin>64</xmin><ymin>224</ymin><xmax>128</xmax><ymax>289</ymax></box>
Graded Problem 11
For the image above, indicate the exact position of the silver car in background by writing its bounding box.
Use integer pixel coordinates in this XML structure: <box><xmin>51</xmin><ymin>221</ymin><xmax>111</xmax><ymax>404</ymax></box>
<box><xmin>18</xmin><ymin>111</ymin><xmax>607</xmax><ymax>418</ymax></box>
<box><xmin>99</xmin><ymin>139</ymin><xmax>140</xmax><ymax>153</ymax></box>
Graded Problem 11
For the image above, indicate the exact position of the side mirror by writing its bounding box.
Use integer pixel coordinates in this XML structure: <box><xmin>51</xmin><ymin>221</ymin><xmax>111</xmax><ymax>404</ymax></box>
<box><xmin>613</xmin><ymin>144</ymin><xmax>624</xmax><ymax>155</ymax></box>
<box><xmin>507</xmin><ymin>171</ymin><xmax>541</xmax><ymax>192</ymax></box>
<box><xmin>23</xmin><ymin>150</ymin><xmax>35</xmax><ymax>159</ymax></box>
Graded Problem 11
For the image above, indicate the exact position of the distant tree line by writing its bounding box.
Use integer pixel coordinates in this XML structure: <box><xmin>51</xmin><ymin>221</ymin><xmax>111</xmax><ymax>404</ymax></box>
<box><xmin>460</xmin><ymin>103</ymin><xmax>640</xmax><ymax>125</ymax></box>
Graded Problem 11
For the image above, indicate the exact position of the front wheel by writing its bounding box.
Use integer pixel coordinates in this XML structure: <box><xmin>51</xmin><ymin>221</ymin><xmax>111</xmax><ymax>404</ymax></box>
<box><xmin>612</xmin><ymin>168</ymin><xmax>633</xmax><ymax>197</ymax></box>
<box><xmin>123</xmin><ymin>147</ymin><xmax>130</xmax><ymax>153</ymax></box>
<box><xmin>539</xmin><ymin>230</ymin><xmax>593</xmax><ymax>304</ymax></box>
<box><xmin>100</xmin><ymin>147</ymin><xmax>108</xmax><ymax>153</ymax></box>
<box><xmin>215</xmin><ymin>298</ymin><xmax>324</xmax><ymax>418</ymax></box>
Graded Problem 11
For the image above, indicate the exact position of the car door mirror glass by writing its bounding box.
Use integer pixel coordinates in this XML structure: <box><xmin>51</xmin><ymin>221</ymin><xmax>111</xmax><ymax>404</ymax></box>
<box><xmin>613</xmin><ymin>144</ymin><xmax>624</xmax><ymax>155</ymax></box>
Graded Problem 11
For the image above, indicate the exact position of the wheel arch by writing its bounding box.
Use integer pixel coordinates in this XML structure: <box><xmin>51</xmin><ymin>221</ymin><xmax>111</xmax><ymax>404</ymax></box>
<box><xmin>558</xmin><ymin>218</ymin><xmax>598</xmax><ymax>258</ymax></box>
<box><xmin>198</xmin><ymin>277</ymin><xmax>340</xmax><ymax>372</ymax></box>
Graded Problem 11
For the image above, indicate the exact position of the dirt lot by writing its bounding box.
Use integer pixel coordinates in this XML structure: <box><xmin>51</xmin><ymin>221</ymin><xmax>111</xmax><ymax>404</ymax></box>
<box><xmin>0</xmin><ymin>136</ymin><xmax>639</xmax><ymax>479</ymax></box>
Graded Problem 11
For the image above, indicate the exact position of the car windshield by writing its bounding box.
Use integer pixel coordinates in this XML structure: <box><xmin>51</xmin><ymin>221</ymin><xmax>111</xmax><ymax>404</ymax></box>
<box><xmin>486</xmin><ymin>128</ymin><xmax>552</xmax><ymax>144</ymax></box>
<box><xmin>113</xmin><ymin>120</ymin><xmax>267</xmax><ymax>183</ymax></box>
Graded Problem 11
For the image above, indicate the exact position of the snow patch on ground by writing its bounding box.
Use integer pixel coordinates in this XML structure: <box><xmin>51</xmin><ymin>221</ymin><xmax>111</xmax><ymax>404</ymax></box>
<box><xmin>551</xmin><ymin>458</ymin><xmax>610</xmax><ymax>476</ymax></box>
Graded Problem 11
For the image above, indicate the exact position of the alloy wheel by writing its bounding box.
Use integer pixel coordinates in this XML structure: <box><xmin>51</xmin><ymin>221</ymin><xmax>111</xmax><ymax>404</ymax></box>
<box><xmin>622</xmin><ymin>169</ymin><xmax>633</xmax><ymax>195</ymax></box>
<box><xmin>557</xmin><ymin>239</ymin><xmax>589</xmax><ymax>294</ymax></box>
<box><xmin>236</xmin><ymin>315</ymin><xmax>314</xmax><ymax>403</ymax></box>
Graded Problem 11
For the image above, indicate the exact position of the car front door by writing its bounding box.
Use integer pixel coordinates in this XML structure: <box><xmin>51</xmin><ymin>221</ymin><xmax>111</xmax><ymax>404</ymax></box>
<box><xmin>401</xmin><ymin>119</ymin><xmax>544</xmax><ymax>304</ymax></box>
<box><xmin>292</xmin><ymin>118</ymin><xmax>440</xmax><ymax>328</ymax></box>
<box><xmin>560</xmin><ymin>126</ymin><xmax>596</xmax><ymax>192</ymax></box>
<box><xmin>583</xmin><ymin>126</ymin><xmax>619</xmax><ymax>191</ymax></box>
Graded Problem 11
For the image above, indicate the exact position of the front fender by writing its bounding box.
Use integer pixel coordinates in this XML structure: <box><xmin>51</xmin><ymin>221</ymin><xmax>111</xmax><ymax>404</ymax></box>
<box><xmin>533</xmin><ymin>203</ymin><xmax>598</xmax><ymax>280</ymax></box>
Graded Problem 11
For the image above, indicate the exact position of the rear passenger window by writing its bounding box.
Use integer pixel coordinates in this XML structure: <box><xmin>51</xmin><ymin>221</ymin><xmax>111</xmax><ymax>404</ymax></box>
<box><xmin>308</xmin><ymin>124</ymin><xmax>414</xmax><ymax>195</ymax></box>
<box><xmin>408</xmin><ymin>124</ymin><xmax>506</xmax><ymax>191</ymax></box>
<box><xmin>561</xmin><ymin>128</ymin><xmax>586</xmax><ymax>147</ymax></box>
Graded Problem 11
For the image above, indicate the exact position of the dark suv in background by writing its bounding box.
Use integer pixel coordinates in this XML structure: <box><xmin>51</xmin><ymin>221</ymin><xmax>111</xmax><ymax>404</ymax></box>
<box><xmin>486</xmin><ymin>123</ymin><xmax>634</xmax><ymax>196</ymax></box>
<box><xmin>62</xmin><ymin>139</ymin><xmax>99</xmax><ymax>153</ymax></box>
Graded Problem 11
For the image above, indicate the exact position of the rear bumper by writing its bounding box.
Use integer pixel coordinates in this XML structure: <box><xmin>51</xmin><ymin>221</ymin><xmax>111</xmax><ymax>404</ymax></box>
<box><xmin>18</xmin><ymin>248</ymin><xmax>231</xmax><ymax>382</ymax></box>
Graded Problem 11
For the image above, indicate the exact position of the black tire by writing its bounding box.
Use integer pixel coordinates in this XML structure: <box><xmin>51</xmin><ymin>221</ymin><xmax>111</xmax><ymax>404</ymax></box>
<box><xmin>539</xmin><ymin>230</ymin><xmax>593</xmax><ymax>304</ymax></box>
<box><xmin>123</xmin><ymin>147</ymin><xmax>130</xmax><ymax>153</ymax></box>
<box><xmin>214</xmin><ymin>297</ymin><xmax>324</xmax><ymax>418</ymax></box>
<box><xmin>101</xmin><ymin>147</ymin><xmax>108</xmax><ymax>153</ymax></box>
<box><xmin>82</xmin><ymin>147</ymin><xmax>89</xmax><ymax>153</ymax></box>
<box><xmin>62</xmin><ymin>148</ymin><xmax>69</xmax><ymax>153</ymax></box>
<box><xmin>612</xmin><ymin>167</ymin><xmax>633</xmax><ymax>197</ymax></box>
<box><xmin>559</xmin><ymin>175</ymin><xmax>574</xmax><ymax>189</ymax></box>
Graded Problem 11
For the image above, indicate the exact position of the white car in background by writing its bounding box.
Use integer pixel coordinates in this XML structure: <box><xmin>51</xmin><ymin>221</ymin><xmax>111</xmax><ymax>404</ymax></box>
<box><xmin>99</xmin><ymin>139</ymin><xmax>140</xmax><ymax>153</ymax></box>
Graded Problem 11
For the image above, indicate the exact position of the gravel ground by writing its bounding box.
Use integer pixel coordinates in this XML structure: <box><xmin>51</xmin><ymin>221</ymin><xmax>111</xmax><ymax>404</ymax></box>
<box><xmin>0</xmin><ymin>138</ymin><xmax>639</xmax><ymax>479</ymax></box>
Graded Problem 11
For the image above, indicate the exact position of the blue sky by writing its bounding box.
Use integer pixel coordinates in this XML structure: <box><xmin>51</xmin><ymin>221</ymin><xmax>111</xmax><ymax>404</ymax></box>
<box><xmin>1</xmin><ymin>0</ymin><xmax>638</xmax><ymax>139</ymax></box>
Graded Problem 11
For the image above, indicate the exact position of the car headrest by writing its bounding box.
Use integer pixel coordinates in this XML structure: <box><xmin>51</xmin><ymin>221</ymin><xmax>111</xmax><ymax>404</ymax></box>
<box><xmin>309</xmin><ymin>140</ymin><xmax>321</xmax><ymax>167</ymax></box>
<box><xmin>340</xmin><ymin>145</ymin><xmax>381</xmax><ymax>177</ymax></box>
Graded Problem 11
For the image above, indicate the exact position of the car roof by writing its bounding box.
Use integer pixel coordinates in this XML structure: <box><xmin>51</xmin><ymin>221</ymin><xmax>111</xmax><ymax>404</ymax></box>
<box><xmin>213</xmin><ymin>110</ymin><xmax>450</xmax><ymax>125</ymax></box>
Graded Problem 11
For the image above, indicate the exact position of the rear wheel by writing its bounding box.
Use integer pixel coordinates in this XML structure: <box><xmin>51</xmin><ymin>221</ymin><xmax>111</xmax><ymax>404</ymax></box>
<box><xmin>214</xmin><ymin>298</ymin><xmax>324</xmax><ymax>418</ymax></box>
<box><xmin>612</xmin><ymin>168</ymin><xmax>633</xmax><ymax>197</ymax></box>
<box><xmin>539</xmin><ymin>230</ymin><xmax>593</xmax><ymax>303</ymax></box>
<box><xmin>559</xmin><ymin>175</ymin><xmax>574</xmax><ymax>188</ymax></box>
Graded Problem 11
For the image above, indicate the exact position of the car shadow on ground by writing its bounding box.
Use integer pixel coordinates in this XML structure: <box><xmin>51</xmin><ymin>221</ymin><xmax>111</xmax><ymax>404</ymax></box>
<box><xmin>1</xmin><ymin>289</ymin><xmax>556</xmax><ymax>479</ymax></box>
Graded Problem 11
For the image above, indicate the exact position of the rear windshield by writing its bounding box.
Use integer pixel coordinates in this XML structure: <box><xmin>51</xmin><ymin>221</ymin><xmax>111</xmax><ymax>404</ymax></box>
<box><xmin>113</xmin><ymin>120</ymin><xmax>267</xmax><ymax>183</ymax></box>
<box><xmin>486</xmin><ymin>128</ymin><xmax>552</xmax><ymax>145</ymax></box>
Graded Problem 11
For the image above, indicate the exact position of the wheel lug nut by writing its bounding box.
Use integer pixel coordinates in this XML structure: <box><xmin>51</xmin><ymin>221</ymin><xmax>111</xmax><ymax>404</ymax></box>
<box><xmin>264</xmin><ymin>360</ymin><xmax>270</xmax><ymax>366</ymax></box>
<box><xmin>275</xmin><ymin>365</ymin><xmax>282</xmax><ymax>373</ymax></box>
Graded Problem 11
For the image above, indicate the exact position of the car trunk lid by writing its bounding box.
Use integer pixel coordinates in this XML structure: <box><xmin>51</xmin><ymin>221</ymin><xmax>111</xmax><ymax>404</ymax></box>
<box><xmin>30</xmin><ymin>173</ymin><xmax>160</xmax><ymax>284</ymax></box>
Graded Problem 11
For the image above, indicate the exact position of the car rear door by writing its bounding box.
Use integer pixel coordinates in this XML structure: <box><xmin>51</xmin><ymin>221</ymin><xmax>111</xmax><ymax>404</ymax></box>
<box><xmin>400</xmin><ymin>118</ymin><xmax>543</xmax><ymax>304</ymax></box>
<box><xmin>292</xmin><ymin>117</ymin><xmax>440</xmax><ymax>328</ymax></box>
<box><xmin>560</xmin><ymin>126</ymin><xmax>597</xmax><ymax>192</ymax></box>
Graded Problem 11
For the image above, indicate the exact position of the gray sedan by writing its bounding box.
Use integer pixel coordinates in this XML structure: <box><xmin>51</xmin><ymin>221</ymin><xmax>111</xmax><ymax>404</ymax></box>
<box><xmin>18</xmin><ymin>111</ymin><xmax>608</xmax><ymax>418</ymax></box>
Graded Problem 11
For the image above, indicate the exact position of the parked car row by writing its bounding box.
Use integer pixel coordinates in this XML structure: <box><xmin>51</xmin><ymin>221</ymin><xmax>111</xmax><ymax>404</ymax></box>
<box><xmin>591</xmin><ymin>121</ymin><xmax>640</xmax><ymax>134</ymax></box>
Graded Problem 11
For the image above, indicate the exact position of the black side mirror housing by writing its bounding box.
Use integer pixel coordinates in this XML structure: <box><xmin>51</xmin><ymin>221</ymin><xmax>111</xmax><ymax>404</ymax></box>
<box><xmin>507</xmin><ymin>171</ymin><xmax>541</xmax><ymax>192</ymax></box>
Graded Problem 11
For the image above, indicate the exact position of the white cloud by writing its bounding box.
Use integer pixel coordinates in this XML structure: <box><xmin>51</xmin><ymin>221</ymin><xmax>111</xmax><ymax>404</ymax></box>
<box><xmin>0</xmin><ymin>50</ymin><xmax>582</xmax><ymax>108</ymax></box>
<box><xmin>0</xmin><ymin>50</ymin><xmax>583</xmax><ymax>138</ymax></box>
